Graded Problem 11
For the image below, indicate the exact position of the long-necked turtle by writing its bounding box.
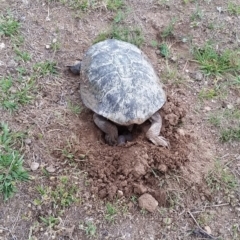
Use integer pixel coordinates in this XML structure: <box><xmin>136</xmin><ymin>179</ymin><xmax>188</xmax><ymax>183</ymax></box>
<box><xmin>69</xmin><ymin>39</ymin><xmax>169</xmax><ymax>147</ymax></box>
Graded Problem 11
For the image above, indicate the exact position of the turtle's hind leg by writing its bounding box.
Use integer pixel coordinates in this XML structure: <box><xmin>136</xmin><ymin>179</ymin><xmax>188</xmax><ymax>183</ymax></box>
<box><xmin>146</xmin><ymin>112</ymin><xmax>169</xmax><ymax>148</ymax></box>
<box><xmin>93</xmin><ymin>113</ymin><xmax>118</xmax><ymax>146</ymax></box>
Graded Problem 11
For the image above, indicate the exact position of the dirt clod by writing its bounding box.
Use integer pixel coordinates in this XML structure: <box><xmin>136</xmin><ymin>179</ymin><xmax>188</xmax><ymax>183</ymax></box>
<box><xmin>138</xmin><ymin>193</ymin><xmax>158</xmax><ymax>213</ymax></box>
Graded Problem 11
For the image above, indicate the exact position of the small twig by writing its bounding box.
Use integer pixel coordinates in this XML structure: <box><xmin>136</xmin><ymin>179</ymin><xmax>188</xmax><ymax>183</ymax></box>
<box><xmin>206</xmin><ymin>203</ymin><xmax>229</xmax><ymax>208</ymax></box>
<box><xmin>11</xmin><ymin>209</ymin><xmax>21</xmax><ymax>233</ymax></box>
<box><xmin>187</xmin><ymin>210</ymin><xmax>216</xmax><ymax>239</ymax></box>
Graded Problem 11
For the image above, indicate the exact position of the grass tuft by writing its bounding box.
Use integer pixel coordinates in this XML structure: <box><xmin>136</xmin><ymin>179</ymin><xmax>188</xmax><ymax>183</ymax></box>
<box><xmin>33</xmin><ymin>61</ymin><xmax>58</xmax><ymax>76</ymax></box>
<box><xmin>0</xmin><ymin>76</ymin><xmax>35</xmax><ymax>111</ymax></box>
<box><xmin>94</xmin><ymin>25</ymin><xmax>144</xmax><ymax>47</ymax></box>
<box><xmin>220</xmin><ymin>127</ymin><xmax>240</xmax><ymax>142</ymax></box>
<box><xmin>0</xmin><ymin>123</ymin><xmax>29</xmax><ymax>200</ymax></box>
<box><xmin>193</xmin><ymin>44</ymin><xmax>240</xmax><ymax>76</ymax></box>
<box><xmin>227</xmin><ymin>2</ymin><xmax>240</xmax><ymax>16</ymax></box>
<box><xmin>206</xmin><ymin>160</ymin><xmax>238</xmax><ymax>192</ymax></box>
<box><xmin>0</xmin><ymin>14</ymin><xmax>20</xmax><ymax>37</ymax></box>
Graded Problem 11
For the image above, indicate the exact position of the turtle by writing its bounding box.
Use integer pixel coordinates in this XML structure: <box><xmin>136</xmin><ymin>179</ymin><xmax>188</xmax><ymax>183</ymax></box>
<box><xmin>69</xmin><ymin>39</ymin><xmax>169</xmax><ymax>147</ymax></box>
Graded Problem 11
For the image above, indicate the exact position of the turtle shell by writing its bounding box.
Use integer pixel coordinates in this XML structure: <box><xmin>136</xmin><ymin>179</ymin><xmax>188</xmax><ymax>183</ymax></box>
<box><xmin>80</xmin><ymin>39</ymin><xmax>166</xmax><ymax>125</ymax></box>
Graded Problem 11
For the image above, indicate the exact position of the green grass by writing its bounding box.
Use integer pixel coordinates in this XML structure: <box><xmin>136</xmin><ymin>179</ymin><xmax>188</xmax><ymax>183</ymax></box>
<box><xmin>227</xmin><ymin>2</ymin><xmax>240</xmax><ymax>15</ymax></box>
<box><xmin>0</xmin><ymin>14</ymin><xmax>20</xmax><ymax>37</ymax></box>
<box><xmin>107</xmin><ymin>0</ymin><xmax>124</xmax><ymax>11</ymax></box>
<box><xmin>94</xmin><ymin>24</ymin><xmax>144</xmax><ymax>47</ymax></box>
<box><xmin>33</xmin><ymin>60</ymin><xmax>58</xmax><ymax>76</ymax></box>
<box><xmin>193</xmin><ymin>43</ymin><xmax>240</xmax><ymax>76</ymax></box>
<box><xmin>206</xmin><ymin>160</ymin><xmax>238</xmax><ymax>192</ymax></box>
<box><xmin>14</xmin><ymin>48</ymin><xmax>31</xmax><ymax>62</ymax></box>
<box><xmin>208</xmin><ymin>108</ymin><xmax>240</xmax><ymax>142</ymax></box>
<box><xmin>105</xmin><ymin>202</ymin><xmax>118</xmax><ymax>222</ymax></box>
<box><xmin>40</xmin><ymin>215</ymin><xmax>59</xmax><ymax>227</ymax></box>
<box><xmin>85</xmin><ymin>221</ymin><xmax>97</xmax><ymax>237</ymax></box>
<box><xmin>220</xmin><ymin>127</ymin><xmax>240</xmax><ymax>142</ymax></box>
<box><xmin>190</xmin><ymin>5</ymin><xmax>203</xmax><ymax>22</ymax></box>
<box><xmin>67</xmin><ymin>101</ymin><xmax>82</xmax><ymax>115</ymax></box>
<box><xmin>35</xmin><ymin>176</ymin><xmax>78</xmax><ymax>209</ymax></box>
<box><xmin>0</xmin><ymin>123</ymin><xmax>29</xmax><ymax>200</ymax></box>
<box><xmin>55</xmin><ymin>0</ymin><xmax>124</xmax><ymax>12</ymax></box>
<box><xmin>161</xmin><ymin>18</ymin><xmax>177</xmax><ymax>38</ymax></box>
<box><xmin>0</xmin><ymin>76</ymin><xmax>35</xmax><ymax>111</ymax></box>
<box><xmin>159</xmin><ymin>43</ymin><xmax>170</xmax><ymax>58</ymax></box>
<box><xmin>198</xmin><ymin>87</ymin><xmax>218</xmax><ymax>100</ymax></box>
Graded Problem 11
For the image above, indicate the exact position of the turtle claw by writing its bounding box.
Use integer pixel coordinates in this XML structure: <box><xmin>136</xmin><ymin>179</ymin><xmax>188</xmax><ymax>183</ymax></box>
<box><xmin>149</xmin><ymin>136</ymin><xmax>170</xmax><ymax>148</ymax></box>
<box><xmin>105</xmin><ymin>134</ymin><xmax>118</xmax><ymax>146</ymax></box>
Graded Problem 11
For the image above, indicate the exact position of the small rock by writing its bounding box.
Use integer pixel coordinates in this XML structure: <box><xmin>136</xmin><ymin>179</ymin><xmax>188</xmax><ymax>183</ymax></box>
<box><xmin>0</xmin><ymin>42</ymin><xmax>5</xmax><ymax>49</ymax></box>
<box><xmin>79</xmin><ymin>154</ymin><xmax>86</xmax><ymax>160</ymax></box>
<box><xmin>227</xmin><ymin>104</ymin><xmax>234</xmax><ymax>109</ymax></box>
<box><xmin>236</xmin><ymin>98</ymin><xmax>240</xmax><ymax>105</ymax></box>
<box><xmin>52</xmin><ymin>38</ymin><xmax>57</xmax><ymax>43</ymax></box>
<box><xmin>138</xmin><ymin>193</ymin><xmax>158</xmax><ymax>213</ymax></box>
<box><xmin>50</xmin><ymin>176</ymin><xmax>55</xmax><ymax>181</ymax></box>
<box><xmin>177</xmin><ymin>128</ymin><xmax>185</xmax><ymax>136</ymax></box>
<box><xmin>163</xmin><ymin>217</ymin><xmax>172</xmax><ymax>225</ymax></box>
<box><xmin>117</xmin><ymin>190</ymin><xmax>123</xmax><ymax>198</ymax></box>
<box><xmin>216</xmin><ymin>7</ymin><xmax>222</xmax><ymax>13</ymax></box>
<box><xmin>8</xmin><ymin>59</ymin><xmax>18</xmax><ymax>68</ymax></box>
<box><xmin>204</xmin><ymin>106</ymin><xmax>211</xmax><ymax>111</ymax></box>
<box><xmin>171</xmin><ymin>56</ymin><xmax>177</xmax><ymax>62</ymax></box>
<box><xmin>25</xmin><ymin>138</ymin><xmax>32</xmax><ymax>145</ymax></box>
<box><xmin>204</xmin><ymin>226</ymin><xmax>212</xmax><ymax>235</ymax></box>
<box><xmin>194</xmin><ymin>72</ymin><xmax>203</xmax><ymax>81</ymax></box>
<box><xmin>155</xmin><ymin>50</ymin><xmax>161</xmax><ymax>55</ymax></box>
<box><xmin>46</xmin><ymin>165</ymin><xmax>56</xmax><ymax>173</ymax></box>
<box><xmin>30</xmin><ymin>162</ymin><xmax>39</xmax><ymax>171</ymax></box>
<box><xmin>45</xmin><ymin>44</ymin><xmax>50</xmax><ymax>49</ymax></box>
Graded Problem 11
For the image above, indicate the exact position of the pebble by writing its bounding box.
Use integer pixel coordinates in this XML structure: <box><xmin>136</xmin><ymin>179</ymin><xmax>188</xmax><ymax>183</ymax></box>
<box><xmin>8</xmin><ymin>59</ymin><xmax>18</xmax><ymax>68</ymax></box>
<box><xmin>236</xmin><ymin>98</ymin><xmax>240</xmax><ymax>105</ymax></box>
<box><xmin>46</xmin><ymin>165</ymin><xmax>56</xmax><ymax>173</ymax></box>
<box><xmin>204</xmin><ymin>106</ymin><xmax>211</xmax><ymax>111</ymax></box>
<box><xmin>117</xmin><ymin>190</ymin><xmax>123</xmax><ymax>198</ymax></box>
<box><xmin>30</xmin><ymin>162</ymin><xmax>39</xmax><ymax>171</ymax></box>
<box><xmin>45</xmin><ymin>44</ymin><xmax>50</xmax><ymax>49</ymax></box>
<box><xmin>0</xmin><ymin>42</ymin><xmax>5</xmax><ymax>49</ymax></box>
<box><xmin>204</xmin><ymin>226</ymin><xmax>212</xmax><ymax>235</ymax></box>
<box><xmin>163</xmin><ymin>217</ymin><xmax>172</xmax><ymax>225</ymax></box>
<box><xmin>194</xmin><ymin>72</ymin><xmax>203</xmax><ymax>81</ymax></box>
<box><xmin>25</xmin><ymin>138</ymin><xmax>32</xmax><ymax>145</ymax></box>
<box><xmin>227</xmin><ymin>104</ymin><xmax>234</xmax><ymax>109</ymax></box>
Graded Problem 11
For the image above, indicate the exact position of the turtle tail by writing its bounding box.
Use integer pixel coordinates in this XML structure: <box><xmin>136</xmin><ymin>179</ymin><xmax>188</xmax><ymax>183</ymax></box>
<box><xmin>67</xmin><ymin>60</ymin><xmax>81</xmax><ymax>75</ymax></box>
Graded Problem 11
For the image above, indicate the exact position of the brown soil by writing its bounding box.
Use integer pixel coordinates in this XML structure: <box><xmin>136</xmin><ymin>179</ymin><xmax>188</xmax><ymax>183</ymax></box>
<box><xmin>65</xmin><ymin>95</ymin><xmax>190</xmax><ymax>203</ymax></box>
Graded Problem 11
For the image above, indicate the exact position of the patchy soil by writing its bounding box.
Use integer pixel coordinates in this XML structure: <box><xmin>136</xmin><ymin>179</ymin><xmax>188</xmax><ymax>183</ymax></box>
<box><xmin>0</xmin><ymin>0</ymin><xmax>240</xmax><ymax>240</ymax></box>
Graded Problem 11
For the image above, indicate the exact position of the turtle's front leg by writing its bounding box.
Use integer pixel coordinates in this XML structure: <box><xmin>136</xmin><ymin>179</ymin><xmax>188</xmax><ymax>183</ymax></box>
<box><xmin>93</xmin><ymin>113</ymin><xmax>118</xmax><ymax>146</ymax></box>
<box><xmin>146</xmin><ymin>112</ymin><xmax>169</xmax><ymax>148</ymax></box>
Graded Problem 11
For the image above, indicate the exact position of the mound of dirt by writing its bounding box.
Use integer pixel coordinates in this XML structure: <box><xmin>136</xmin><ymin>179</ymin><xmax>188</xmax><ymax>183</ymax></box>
<box><xmin>71</xmin><ymin>95</ymin><xmax>191</xmax><ymax>205</ymax></box>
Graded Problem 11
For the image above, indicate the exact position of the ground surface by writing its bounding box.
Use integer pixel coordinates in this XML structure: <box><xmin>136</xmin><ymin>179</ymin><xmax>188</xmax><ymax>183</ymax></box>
<box><xmin>0</xmin><ymin>0</ymin><xmax>240</xmax><ymax>240</ymax></box>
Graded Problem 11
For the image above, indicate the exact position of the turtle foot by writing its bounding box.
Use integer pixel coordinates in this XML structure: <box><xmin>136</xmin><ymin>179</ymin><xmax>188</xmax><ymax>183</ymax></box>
<box><xmin>149</xmin><ymin>136</ymin><xmax>169</xmax><ymax>148</ymax></box>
